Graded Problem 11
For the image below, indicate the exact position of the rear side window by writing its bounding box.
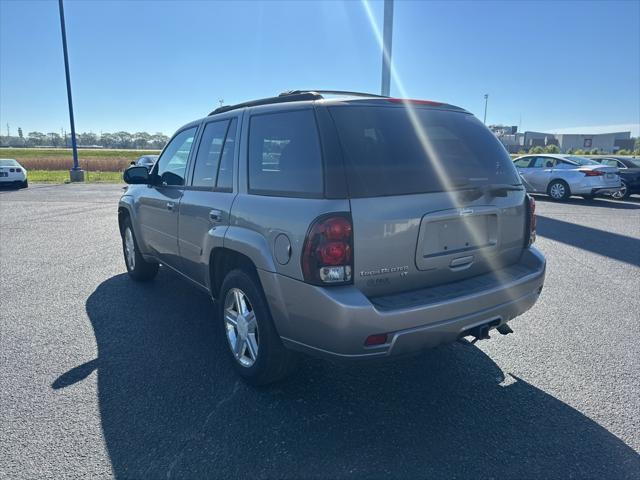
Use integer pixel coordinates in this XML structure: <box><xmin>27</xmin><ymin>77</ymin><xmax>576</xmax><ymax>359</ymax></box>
<box><xmin>329</xmin><ymin>106</ymin><xmax>521</xmax><ymax>197</ymax></box>
<box><xmin>192</xmin><ymin>120</ymin><xmax>228</xmax><ymax>188</ymax></box>
<box><xmin>248</xmin><ymin>110</ymin><xmax>323</xmax><ymax>196</ymax></box>
<box><xmin>531</xmin><ymin>157</ymin><xmax>556</xmax><ymax>168</ymax></box>
<box><xmin>191</xmin><ymin>117</ymin><xmax>237</xmax><ymax>191</ymax></box>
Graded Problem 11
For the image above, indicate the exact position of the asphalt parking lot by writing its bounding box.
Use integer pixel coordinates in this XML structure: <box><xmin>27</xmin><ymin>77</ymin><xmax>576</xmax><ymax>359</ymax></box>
<box><xmin>1</xmin><ymin>183</ymin><xmax>639</xmax><ymax>479</ymax></box>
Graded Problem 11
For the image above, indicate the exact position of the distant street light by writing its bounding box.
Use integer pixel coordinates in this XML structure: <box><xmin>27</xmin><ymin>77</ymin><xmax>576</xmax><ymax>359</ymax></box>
<box><xmin>483</xmin><ymin>93</ymin><xmax>489</xmax><ymax>124</ymax></box>
<box><xmin>58</xmin><ymin>0</ymin><xmax>84</xmax><ymax>182</ymax></box>
<box><xmin>380</xmin><ymin>0</ymin><xmax>394</xmax><ymax>96</ymax></box>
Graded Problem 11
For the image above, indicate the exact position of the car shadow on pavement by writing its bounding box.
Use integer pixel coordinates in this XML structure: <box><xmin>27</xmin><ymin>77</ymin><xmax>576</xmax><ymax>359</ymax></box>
<box><xmin>533</xmin><ymin>195</ymin><xmax>640</xmax><ymax>210</ymax></box>
<box><xmin>55</xmin><ymin>270</ymin><xmax>640</xmax><ymax>479</ymax></box>
<box><xmin>537</xmin><ymin>215</ymin><xmax>640</xmax><ymax>266</ymax></box>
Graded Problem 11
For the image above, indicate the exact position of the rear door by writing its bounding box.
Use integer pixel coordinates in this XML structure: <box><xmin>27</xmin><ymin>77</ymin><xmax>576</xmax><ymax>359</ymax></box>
<box><xmin>178</xmin><ymin>116</ymin><xmax>239</xmax><ymax>286</ymax></box>
<box><xmin>328</xmin><ymin>105</ymin><xmax>527</xmax><ymax>297</ymax></box>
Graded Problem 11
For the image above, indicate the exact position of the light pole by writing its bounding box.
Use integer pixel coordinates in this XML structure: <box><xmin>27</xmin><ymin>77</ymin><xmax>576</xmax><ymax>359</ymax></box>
<box><xmin>58</xmin><ymin>0</ymin><xmax>84</xmax><ymax>182</ymax></box>
<box><xmin>483</xmin><ymin>93</ymin><xmax>489</xmax><ymax>124</ymax></box>
<box><xmin>380</xmin><ymin>0</ymin><xmax>394</xmax><ymax>96</ymax></box>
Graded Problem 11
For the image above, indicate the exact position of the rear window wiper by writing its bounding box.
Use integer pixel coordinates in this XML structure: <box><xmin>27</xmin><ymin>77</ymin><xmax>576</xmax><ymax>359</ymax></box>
<box><xmin>456</xmin><ymin>183</ymin><xmax>523</xmax><ymax>200</ymax></box>
<box><xmin>487</xmin><ymin>184</ymin><xmax>524</xmax><ymax>196</ymax></box>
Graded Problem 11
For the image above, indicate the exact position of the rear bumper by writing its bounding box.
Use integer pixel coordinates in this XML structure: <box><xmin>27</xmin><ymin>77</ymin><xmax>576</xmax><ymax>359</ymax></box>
<box><xmin>0</xmin><ymin>172</ymin><xmax>26</xmax><ymax>182</ymax></box>
<box><xmin>259</xmin><ymin>247</ymin><xmax>546</xmax><ymax>360</ymax></box>
<box><xmin>0</xmin><ymin>178</ymin><xmax>26</xmax><ymax>186</ymax></box>
<box><xmin>571</xmin><ymin>178</ymin><xmax>620</xmax><ymax>195</ymax></box>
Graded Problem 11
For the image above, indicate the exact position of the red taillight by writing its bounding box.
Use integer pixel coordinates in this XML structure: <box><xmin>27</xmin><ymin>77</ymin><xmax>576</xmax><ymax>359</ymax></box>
<box><xmin>580</xmin><ymin>169</ymin><xmax>605</xmax><ymax>177</ymax></box>
<box><xmin>387</xmin><ymin>98</ymin><xmax>444</xmax><ymax>106</ymax></box>
<box><xmin>364</xmin><ymin>333</ymin><xmax>388</xmax><ymax>347</ymax></box>
<box><xmin>302</xmin><ymin>214</ymin><xmax>353</xmax><ymax>285</ymax></box>
<box><xmin>319</xmin><ymin>242</ymin><xmax>348</xmax><ymax>265</ymax></box>
<box><xmin>324</xmin><ymin>216</ymin><xmax>352</xmax><ymax>240</ymax></box>
<box><xmin>526</xmin><ymin>194</ymin><xmax>536</xmax><ymax>246</ymax></box>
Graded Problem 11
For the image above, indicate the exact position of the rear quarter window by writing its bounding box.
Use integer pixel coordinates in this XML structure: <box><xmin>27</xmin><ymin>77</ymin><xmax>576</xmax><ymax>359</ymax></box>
<box><xmin>248</xmin><ymin>109</ymin><xmax>323</xmax><ymax>197</ymax></box>
<box><xmin>329</xmin><ymin>106</ymin><xmax>520</xmax><ymax>197</ymax></box>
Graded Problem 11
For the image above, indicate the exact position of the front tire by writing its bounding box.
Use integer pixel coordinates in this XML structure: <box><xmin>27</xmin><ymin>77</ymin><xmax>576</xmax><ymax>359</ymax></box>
<box><xmin>219</xmin><ymin>269</ymin><xmax>296</xmax><ymax>385</ymax></box>
<box><xmin>121</xmin><ymin>217</ymin><xmax>158</xmax><ymax>281</ymax></box>
<box><xmin>548</xmin><ymin>180</ymin><xmax>570</xmax><ymax>201</ymax></box>
<box><xmin>611</xmin><ymin>181</ymin><xmax>630</xmax><ymax>200</ymax></box>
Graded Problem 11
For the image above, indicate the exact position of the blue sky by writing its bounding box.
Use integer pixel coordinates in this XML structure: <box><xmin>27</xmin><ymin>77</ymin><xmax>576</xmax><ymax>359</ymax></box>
<box><xmin>1</xmin><ymin>0</ymin><xmax>639</xmax><ymax>136</ymax></box>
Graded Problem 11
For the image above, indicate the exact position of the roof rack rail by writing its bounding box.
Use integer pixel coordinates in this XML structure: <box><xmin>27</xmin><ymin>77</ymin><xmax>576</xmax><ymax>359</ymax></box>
<box><xmin>209</xmin><ymin>92</ymin><xmax>322</xmax><ymax>116</ymax></box>
<box><xmin>279</xmin><ymin>89</ymin><xmax>388</xmax><ymax>98</ymax></box>
<box><xmin>209</xmin><ymin>89</ymin><xmax>391</xmax><ymax>116</ymax></box>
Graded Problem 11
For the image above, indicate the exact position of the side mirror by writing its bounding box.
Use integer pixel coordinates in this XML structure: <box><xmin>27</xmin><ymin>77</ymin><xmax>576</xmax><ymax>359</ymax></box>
<box><xmin>123</xmin><ymin>166</ymin><xmax>150</xmax><ymax>184</ymax></box>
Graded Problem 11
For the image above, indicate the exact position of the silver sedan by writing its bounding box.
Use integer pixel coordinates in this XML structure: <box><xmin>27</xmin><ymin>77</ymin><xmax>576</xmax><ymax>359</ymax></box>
<box><xmin>135</xmin><ymin>155</ymin><xmax>159</xmax><ymax>170</ymax></box>
<box><xmin>513</xmin><ymin>154</ymin><xmax>620</xmax><ymax>200</ymax></box>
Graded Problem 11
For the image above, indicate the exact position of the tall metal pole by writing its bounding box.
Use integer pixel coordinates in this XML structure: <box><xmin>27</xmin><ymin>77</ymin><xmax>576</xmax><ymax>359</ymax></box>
<box><xmin>483</xmin><ymin>94</ymin><xmax>489</xmax><ymax>124</ymax></box>
<box><xmin>381</xmin><ymin>0</ymin><xmax>394</xmax><ymax>96</ymax></box>
<box><xmin>58</xmin><ymin>0</ymin><xmax>83</xmax><ymax>180</ymax></box>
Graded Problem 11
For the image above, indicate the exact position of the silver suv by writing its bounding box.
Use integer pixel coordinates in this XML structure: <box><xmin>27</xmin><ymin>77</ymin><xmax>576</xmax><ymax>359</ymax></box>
<box><xmin>119</xmin><ymin>90</ymin><xmax>546</xmax><ymax>385</ymax></box>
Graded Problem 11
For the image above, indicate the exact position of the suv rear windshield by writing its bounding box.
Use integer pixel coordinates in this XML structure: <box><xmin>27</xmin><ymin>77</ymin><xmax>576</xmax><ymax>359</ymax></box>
<box><xmin>329</xmin><ymin>106</ymin><xmax>520</xmax><ymax>197</ymax></box>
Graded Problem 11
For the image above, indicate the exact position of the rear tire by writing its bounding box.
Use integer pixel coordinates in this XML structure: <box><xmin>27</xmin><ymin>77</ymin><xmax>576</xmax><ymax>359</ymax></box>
<box><xmin>20</xmin><ymin>180</ymin><xmax>28</xmax><ymax>189</ymax></box>
<box><xmin>121</xmin><ymin>217</ymin><xmax>158</xmax><ymax>281</ymax></box>
<box><xmin>547</xmin><ymin>180</ymin><xmax>570</xmax><ymax>201</ymax></box>
<box><xmin>218</xmin><ymin>269</ymin><xmax>296</xmax><ymax>385</ymax></box>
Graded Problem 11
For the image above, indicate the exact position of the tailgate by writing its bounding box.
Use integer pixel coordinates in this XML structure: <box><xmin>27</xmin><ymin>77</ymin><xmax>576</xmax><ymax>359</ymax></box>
<box><xmin>350</xmin><ymin>191</ymin><xmax>527</xmax><ymax>297</ymax></box>
<box><xmin>415</xmin><ymin>206</ymin><xmax>498</xmax><ymax>271</ymax></box>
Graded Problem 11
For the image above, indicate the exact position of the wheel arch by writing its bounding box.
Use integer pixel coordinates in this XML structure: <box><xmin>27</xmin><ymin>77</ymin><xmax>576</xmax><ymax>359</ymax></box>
<box><xmin>118</xmin><ymin>199</ymin><xmax>148</xmax><ymax>256</ymax></box>
<box><xmin>117</xmin><ymin>205</ymin><xmax>131</xmax><ymax>234</ymax></box>
<box><xmin>118</xmin><ymin>197</ymin><xmax>136</xmax><ymax>233</ymax></box>
<box><xmin>209</xmin><ymin>247</ymin><xmax>261</xmax><ymax>301</ymax></box>
<box><xmin>547</xmin><ymin>178</ymin><xmax>571</xmax><ymax>194</ymax></box>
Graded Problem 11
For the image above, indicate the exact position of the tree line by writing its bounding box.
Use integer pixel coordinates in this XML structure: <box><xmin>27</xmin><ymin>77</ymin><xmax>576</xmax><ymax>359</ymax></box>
<box><xmin>0</xmin><ymin>130</ymin><xmax>169</xmax><ymax>150</ymax></box>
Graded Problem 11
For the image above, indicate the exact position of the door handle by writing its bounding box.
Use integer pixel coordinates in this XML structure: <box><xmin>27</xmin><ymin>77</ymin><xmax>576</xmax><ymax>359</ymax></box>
<box><xmin>209</xmin><ymin>209</ymin><xmax>223</xmax><ymax>223</ymax></box>
<box><xmin>166</xmin><ymin>202</ymin><xmax>175</xmax><ymax>211</ymax></box>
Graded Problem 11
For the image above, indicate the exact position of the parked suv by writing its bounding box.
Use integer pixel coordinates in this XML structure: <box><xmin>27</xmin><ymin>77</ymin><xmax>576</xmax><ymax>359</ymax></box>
<box><xmin>119</xmin><ymin>90</ymin><xmax>546</xmax><ymax>385</ymax></box>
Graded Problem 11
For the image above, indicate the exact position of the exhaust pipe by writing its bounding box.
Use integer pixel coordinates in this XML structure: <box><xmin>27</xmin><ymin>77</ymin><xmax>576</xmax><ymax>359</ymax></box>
<box><xmin>497</xmin><ymin>324</ymin><xmax>514</xmax><ymax>335</ymax></box>
<box><xmin>460</xmin><ymin>319</ymin><xmax>503</xmax><ymax>344</ymax></box>
<box><xmin>468</xmin><ymin>324</ymin><xmax>491</xmax><ymax>341</ymax></box>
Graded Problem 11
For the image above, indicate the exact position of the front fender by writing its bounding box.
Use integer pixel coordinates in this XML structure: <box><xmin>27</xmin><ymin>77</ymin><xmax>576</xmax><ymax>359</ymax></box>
<box><xmin>118</xmin><ymin>195</ymin><xmax>150</xmax><ymax>256</ymax></box>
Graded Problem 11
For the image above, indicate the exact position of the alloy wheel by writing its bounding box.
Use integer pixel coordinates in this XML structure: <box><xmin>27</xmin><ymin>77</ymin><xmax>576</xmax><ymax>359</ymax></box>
<box><xmin>224</xmin><ymin>288</ymin><xmax>259</xmax><ymax>367</ymax></box>
<box><xmin>612</xmin><ymin>184</ymin><xmax>627</xmax><ymax>200</ymax></box>
<box><xmin>550</xmin><ymin>183</ymin><xmax>565</xmax><ymax>199</ymax></box>
<box><xmin>124</xmin><ymin>227</ymin><xmax>136</xmax><ymax>270</ymax></box>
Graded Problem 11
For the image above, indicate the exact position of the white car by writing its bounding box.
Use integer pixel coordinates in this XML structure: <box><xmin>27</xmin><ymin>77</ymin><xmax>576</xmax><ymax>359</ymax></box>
<box><xmin>513</xmin><ymin>154</ymin><xmax>620</xmax><ymax>200</ymax></box>
<box><xmin>0</xmin><ymin>159</ymin><xmax>28</xmax><ymax>188</ymax></box>
<box><xmin>135</xmin><ymin>155</ymin><xmax>159</xmax><ymax>170</ymax></box>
